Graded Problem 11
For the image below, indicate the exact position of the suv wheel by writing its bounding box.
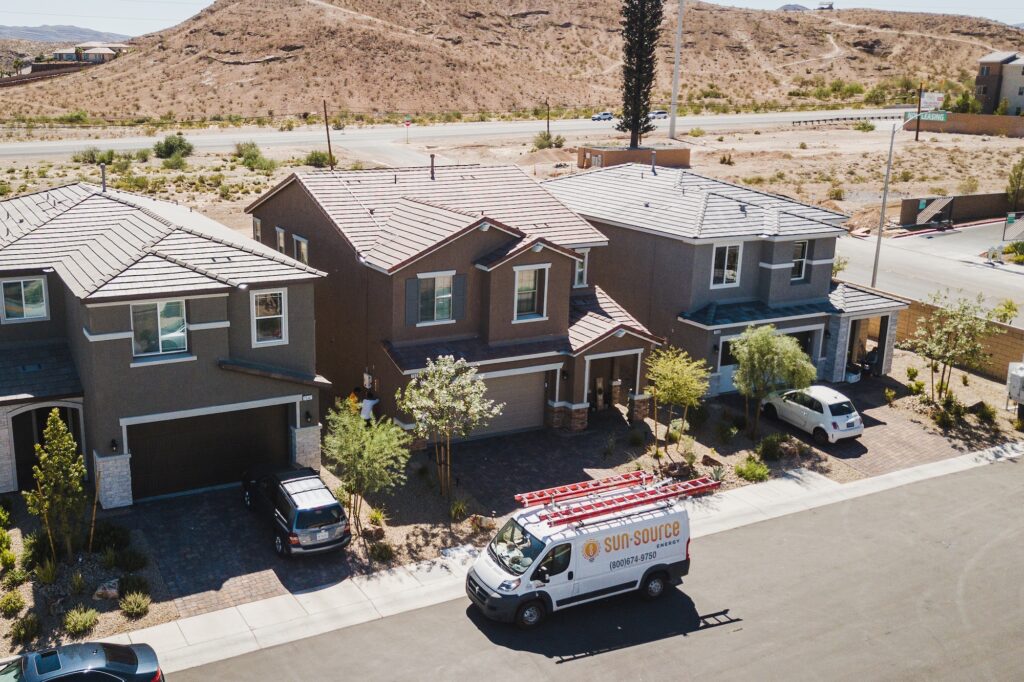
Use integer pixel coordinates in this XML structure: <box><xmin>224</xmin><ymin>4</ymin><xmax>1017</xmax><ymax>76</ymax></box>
<box><xmin>515</xmin><ymin>601</ymin><xmax>545</xmax><ymax>629</ymax></box>
<box><xmin>274</xmin><ymin>533</ymin><xmax>289</xmax><ymax>558</ymax></box>
<box><xmin>813</xmin><ymin>428</ymin><xmax>830</xmax><ymax>446</ymax></box>
<box><xmin>641</xmin><ymin>572</ymin><xmax>668</xmax><ymax>600</ymax></box>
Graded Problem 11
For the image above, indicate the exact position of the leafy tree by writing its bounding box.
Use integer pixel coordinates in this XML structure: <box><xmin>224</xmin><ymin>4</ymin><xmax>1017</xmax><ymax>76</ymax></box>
<box><xmin>615</xmin><ymin>0</ymin><xmax>662</xmax><ymax>148</ymax></box>
<box><xmin>946</xmin><ymin>91</ymin><xmax>981</xmax><ymax>114</ymax></box>
<box><xmin>731</xmin><ymin>325</ymin><xmax>818</xmax><ymax>437</ymax></box>
<box><xmin>1008</xmin><ymin>157</ymin><xmax>1024</xmax><ymax>211</ymax></box>
<box><xmin>645</xmin><ymin>347</ymin><xmax>709</xmax><ymax>457</ymax></box>
<box><xmin>905</xmin><ymin>292</ymin><xmax>1001</xmax><ymax>402</ymax></box>
<box><xmin>22</xmin><ymin>409</ymin><xmax>87</xmax><ymax>562</ymax></box>
<box><xmin>992</xmin><ymin>299</ymin><xmax>1018</xmax><ymax>325</ymax></box>
<box><xmin>994</xmin><ymin>98</ymin><xmax>1009</xmax><ymax>116</ymax></box>
<box><xmin>322</xmin><ymin>400</ymin><xmax>411</xmax><ymax>531</ymax></box>
<box><xmin>396</xmin><ymin>356</ymin><xmax>503</xmax><ymax>498</ymax></box>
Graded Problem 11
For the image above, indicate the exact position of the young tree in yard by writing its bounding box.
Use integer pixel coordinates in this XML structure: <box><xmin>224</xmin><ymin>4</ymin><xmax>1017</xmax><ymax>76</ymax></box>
<box><xmin>322</xmin><ymin>399</ymin><xmax>411</xmax><ymax>531</ymax></box>
<box><xmin>23</xmin><ymin>409</ymin><xmax>87</xmax><ymax>562</ymax></box>
<box><xmin>1008</xmin><ymin>157</ymin><xmax>1024</xmax><ymax>212</ymax></box>
<box><xmin>645</xmin><ymin>347</ymin><xmax>710</xmax><ymax>457</ymax></box>
<box><xmin>396</xmin><ymin>356</ymin><xmax>503</xmax><ymax>498</ymax></box>
<box><xmin>905</xmin><ymin>292</ymin><xmax>1001</xmax><ymax>402</ymax></box>
<box><xmin>731</xmin><ymin>325</ymin><xmax>818</xmax><ymax>438</ymax></box>
<box><xmin>615</xmin><ymin>0</ymin><xmax>663</xmax><ymax>148</ymax></box>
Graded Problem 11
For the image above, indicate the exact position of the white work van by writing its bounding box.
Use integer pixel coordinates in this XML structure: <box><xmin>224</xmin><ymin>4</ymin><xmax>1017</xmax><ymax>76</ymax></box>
<box><xmin>466</xmin><ymin>472</ymin><xmax>718</xmax><ymax>628</ymax></box>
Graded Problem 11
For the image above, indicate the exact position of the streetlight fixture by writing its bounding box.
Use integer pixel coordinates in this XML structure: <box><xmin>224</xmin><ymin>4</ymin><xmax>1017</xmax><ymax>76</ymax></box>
<box><xmin>870</xmin><ymin>110</ymin><xmax>936</xmax><ymax>288</ymax></box>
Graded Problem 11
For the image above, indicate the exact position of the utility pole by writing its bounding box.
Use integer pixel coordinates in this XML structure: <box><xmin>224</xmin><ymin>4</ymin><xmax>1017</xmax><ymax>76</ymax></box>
<box><xmin>546</xmin><ymin>99</ymin><xmax>550</xmax><ymax>136</ymax></box>
<box><xmin>914</xmin><ymin>82</ymin><xmax>923</xmax><ymax>142</ymax></box>
<box><xmin>668</xmin><ymin>0</ymin><xmax>685</xmax><ymax>140</ymax></box>
<box><xmin>323</xmin><ymin>99</ymin><xmax>335</xmax><ymax>171</ymax></box>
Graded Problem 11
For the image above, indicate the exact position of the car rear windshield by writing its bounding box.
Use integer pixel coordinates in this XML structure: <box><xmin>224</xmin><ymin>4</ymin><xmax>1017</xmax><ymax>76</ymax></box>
<box><xmin>101</xmin><ymin>644</ymin><xmax>138</xmax><ymax>667</ymax></box>
<box><xmin>295</xmin><ymin>505</ymin><xmax>344</xmax><ymax>530</ymax></box>
<box><xmin>829</xmin><ymin>401</ymin><xmax>856</xmax><ymax>416</ymax></box>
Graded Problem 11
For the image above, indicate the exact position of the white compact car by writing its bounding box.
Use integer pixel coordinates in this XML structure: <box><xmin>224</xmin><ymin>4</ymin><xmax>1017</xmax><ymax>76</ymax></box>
<box><xmin>761</xmin><ymin>385</ymin><xmax>863</xmax><ymax>445</ymax></box>
<box><xmin>591</xmin><ymin>111</ymin><xmax>614</xmax><ymax>121</ymax></box>
<box><xmin>648</xmin><ymin>110</ymin><xmax>669</xmax><ymax>119</ymax></box>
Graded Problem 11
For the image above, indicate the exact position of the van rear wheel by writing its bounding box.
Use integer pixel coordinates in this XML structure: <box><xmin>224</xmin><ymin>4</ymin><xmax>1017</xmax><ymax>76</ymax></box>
<box><xmin>515</xmin><ymin>601</ymin><xmax>545</xmax><ymax>629</ymax></box>
<box><xmin>641</xmin><ymin>572</ymin><xmax>668</xmax><ymax>600</ymax></box>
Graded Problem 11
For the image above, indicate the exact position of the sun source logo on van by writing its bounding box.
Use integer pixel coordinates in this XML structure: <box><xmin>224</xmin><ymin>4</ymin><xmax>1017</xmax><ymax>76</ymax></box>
<box><xmin>582</xmin><ymin>540</ymin><xmax>600</xmax><ymax>562</ymax></box>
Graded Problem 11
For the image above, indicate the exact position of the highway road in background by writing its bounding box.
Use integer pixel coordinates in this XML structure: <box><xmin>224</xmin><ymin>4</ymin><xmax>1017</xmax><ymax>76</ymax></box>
<box><xmin>837</xmin><ymin>221</ymin><xmax>1024</xmax><ymax>324</ymax></box>
<box><xmin>0</xmin><ymin>107</ymin><xmax>910</xmax><ymax>163</ymax></box>
<box><xmin>174</xmin><ymin>460</ymin><xmax>1024</xmax><ymax>681</ymax></box>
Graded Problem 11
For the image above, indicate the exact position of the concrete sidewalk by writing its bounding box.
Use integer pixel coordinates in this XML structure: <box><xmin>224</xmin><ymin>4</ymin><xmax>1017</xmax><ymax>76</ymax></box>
<box><xmin>111</xmin><ymin>440</ymin><xmax>1023</xmax><ymax>674</ymax></box>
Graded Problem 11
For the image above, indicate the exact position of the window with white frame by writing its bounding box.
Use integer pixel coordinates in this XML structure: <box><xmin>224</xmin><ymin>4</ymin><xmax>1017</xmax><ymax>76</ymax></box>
<box><xmin>417</xmin><ymin>273</ymin><xmax>453</xmax><ymax>324</ymax></box>
<box><xmin>293</xmin><ymin>235</ymin><xmax>309</xmax><ymax>265</ymax></box>
<box><xmin>514</xmin><ymin>265</ymin><xmax>548</xmax><ymax>321</ymax></box>
<box><xmin>980</xmin><ymin>66</ymin><xmax>990</xmax><ymax>76</ymax></box>
<box><xmin>131</xmin><ymin>300</ymin><xmax>187</xmax><ymax>356</ymax></box>
<box><xmin>251</xmin><ymin>289</ymin><xmax>288</xmax><ymax>346</ymax></box>
<box><xmin>791</xmin><ymin>241</ymin><xmax>808</xmax><ymax>281</ymax></box>
<box><xmin>1</xmin><ymin>277</ymin><xmax>48</xmax><ymax>323</ymax></box>
<box><xmin>253</xmin><ymin>217</ymin><xmax>262</xmax><ymax>242</ymax></box>
<box><xmin>573</xmin><ymin>250</ymin><xmax>589</xmax><ymax>287</ymax></box>
<box><xmin>711</xmin><ymin>244</ymin><xmax>741</xmax><ymax>288</ymax></box>
<box><xmin>275</xmin><ymin>227</ymin><xmax>286</xmax><ymax>253</ymax></box>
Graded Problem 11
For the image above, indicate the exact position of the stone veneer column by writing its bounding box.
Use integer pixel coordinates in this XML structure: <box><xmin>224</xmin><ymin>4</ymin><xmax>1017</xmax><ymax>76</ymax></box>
<box><xmin>94</xmin><ymin>451</ymin><xmax>133</xmax><ymax>509</ymax></box>
<box><xmin>629</xmin><ymin>394</ymin><xmax>652</xmax><ymax>424</ymax></box>
<box><xmin>291</xmin><ymin>425</ymin><xmax>322</xmax><ymax>470</ymax></box>
<box><xmin>568</xmin><ymin>405</ymin><xmax>589</xmax><ymax>432</ymax></box>
<box><xmin>544</xmin><ymin>402</ymin><xmax>568</xmax><ymax>429</ymax></box>
<box><xmin>0</xmin><ymin>407</ymin><xmax>15</xmax><ymax>493</ymax></box>
<box><xmin>610</xmin><ymin>380</ymin><xmax>623</xmax><ymax>406</ymax></box>
<box><xmin>880</xmin><ymin>312</ymin><xmax>900</xmax><ymax>375</ymax></box>
<box><xmin>825</xmin><ymin>315</ymin><xmax>852</xmax><ymax>383</ymax></box>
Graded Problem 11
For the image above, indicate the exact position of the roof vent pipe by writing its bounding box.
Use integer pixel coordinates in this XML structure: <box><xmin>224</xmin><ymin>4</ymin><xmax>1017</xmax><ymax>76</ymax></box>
<box><xmin>100</xmin><ymin>163</ymin><xmax>106</xmax><ymax>192</ymax></box>
<box><xmin>651</xmin><ymin>151</ymin><xmax>657</xmax><ymax>175</ymax></box>
<box><xmin>430</xmin><ymin>154</ymin><xmax>435</xmax><ymax>180</ymax></box>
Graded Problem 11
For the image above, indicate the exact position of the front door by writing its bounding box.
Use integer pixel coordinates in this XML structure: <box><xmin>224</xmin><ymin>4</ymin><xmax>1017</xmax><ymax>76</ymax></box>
<box><xmin>530</xmin><ymin>543</ymin><xmax>574</xmax><ymax>609</ymax></box>
<box><xmin>718</xmin><ymin>340</ymin><xmax>738</xmax><ymax>393</ymax></box>
<box><xmin>12</xmin><ymin>406</ymin><xmax>81</xmax><ymax>490</ymax></box>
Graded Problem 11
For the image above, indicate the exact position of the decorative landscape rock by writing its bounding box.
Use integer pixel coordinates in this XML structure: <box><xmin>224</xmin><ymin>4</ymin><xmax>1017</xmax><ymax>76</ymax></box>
<box><xmin>92</xmin><ymin>579</ymin><xmax>118</xmax><ymax>601</ymax></box>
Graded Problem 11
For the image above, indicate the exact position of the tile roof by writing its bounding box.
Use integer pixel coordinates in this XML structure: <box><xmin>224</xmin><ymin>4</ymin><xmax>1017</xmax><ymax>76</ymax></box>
<box><xmin>0</xmin><ymin>341</ymin><xmax>82</xmax><ymax>405</ymax></box>
<box><xmin>383</xmin><ymin>337</ymin><xmax>570</xmax><ymax>373</ymax></box>
<box><xmin>363</xmin><ymin>198</ymin><xmax>488</xmax><ymax>272</ymax></box>
<box><xmin>0</xmin><ymin>184</ymin><xmax>323</xmax><ymax>301</ymax></box>
<box><xmin>569</xmin><ymin>286</ymin><xmax>661</xmax><ymax>353</ymax></box>
<box><xmin>543</xmin><ymin>164</ymin><xmax>849</xmax><ymax>241</ymax></box>
<box><xmin>251</xmin><ymin>165</ymin><xmax>606</xmax><ymax>265</ymax></box>
<box><xmin>681</xmin><ymin>282</ymin><xmax>908</xmax><ymax>328</ymax></box>
<box><xmin>978</xmin><ymin>51</ymin><xmax>1020</xmax><ymax>63</ymax></box>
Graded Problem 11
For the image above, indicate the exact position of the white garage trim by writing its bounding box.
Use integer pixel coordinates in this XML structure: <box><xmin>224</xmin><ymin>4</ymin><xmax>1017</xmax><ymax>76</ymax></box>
<box><xmin>475</xmin><ymin>363</ymin><xmax>563</xmax><ymax>380</ymax></box>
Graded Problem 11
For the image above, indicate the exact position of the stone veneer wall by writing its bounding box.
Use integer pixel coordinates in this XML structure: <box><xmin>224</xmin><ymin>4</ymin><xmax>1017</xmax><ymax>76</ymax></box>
<box><xmin>629</xmin><ymin>394</ymin><xmax>652</xmax><ymax>424</ymax></box>
<box><xmin>0</xmin><ymin>407</ymin><xmax>16</xmax><ymax>494</ymax></box>
<box><xmin>94</xmin><ymin>451</ymin><xmax>133</xmax><ymax>509</ymax></box>
<box><xmin>291</xmin><ymin>425</ymin><xmax>322</xmax><ymax>470</ymax></box>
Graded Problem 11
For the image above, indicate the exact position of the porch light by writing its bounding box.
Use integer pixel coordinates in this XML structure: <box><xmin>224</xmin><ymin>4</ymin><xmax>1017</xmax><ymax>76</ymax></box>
<box><xmin>110</xmin><ymin>439</ymin><xmax>118</xmax><ymax>453</ymax></box>
<box><xmin>304</xmin><ymin>411</ymin><xmax>313</xmax><ymax>424</ymax></box>
<box><xmin>561</xmin><ymin>370</ymin><xmax>568</xmax><ymax>381</ymax></box>
<box><xmin>712</xmin><ymin>344</ymin><xmax>719</xmax><ymax>352</ymax></box>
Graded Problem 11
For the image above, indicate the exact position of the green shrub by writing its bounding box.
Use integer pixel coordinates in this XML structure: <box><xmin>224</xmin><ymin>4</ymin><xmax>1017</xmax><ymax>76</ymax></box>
<box><xmin>628</xmin><ymin>429</ymin><xmax>646</xmax><ymax>447</ymax></box>
<box><xmin>153</xmin><ymin>133</ymin><xmax>193</xmax><ymax>159</ymax></box>
<box><xmin>1014</xmin><ymin>418</ymin><xmax>1024</xmax><ymax>432</ymax></box>
<box><xmin>940</xmin><ymin>392</ymin><xmax>965</xmax><ymax>420</ymax></box>
<box><xmin>0</xmin><ymin>529</ymin><xmax>9</xmax><ymax>552</ymax></box>
<box><xmin>92</xmin><ymin>521</ymin><xmax>131</xmax><ymax>553</ymax></box>
<box><xmin>827</xmin><ymin>186</ymin><xmax>845</xmax><ymax>201</ymax></box>
<box><xmin>0</xmin><ymin>549</ymin><xmax>15</xmax><ymax>571</ymax></box>
<box><xmin>974</xmin><ymin>401</ymin><xmax>998</xmax><ymax>426</ymax></box>
<box><xmin>665</xmin><ymin>429</ymin><xmax>681</xmax><ymax>444</ymax></box>
<box><xmin>735</xmin><ymin>456</ymin><xmax>770</xmax><ymax>483</ymax></box>
<box><xmin>10</xmin><ymin>612</ymin><xmax>39</xmax><ymax>645</ymax></box>
<box><xmin>883</xmin><ymin>388</ymin><xmax>896</xmax><ymax>405</ymax></box>
<box><xmin>234</xmin><ymin>141</ymin><xmax>277</xmax><ymax>172</ymax></box>
<box><xmin>688</xmin><ymin>127</ymin><xmax>706</xmax><ymax>137</ymax></box>
<box><xmin>961</xmin><ymin>373</ymin><xmax>969</xmax><ymax>387</ymax></box>
<box><xmin>64</xmin><ymin>605</ymin><xmax>99</xmax><ymax>637</ymax></box>
<box><xmin>716</xmin><ymin>422</ymin><xmax>739</xmax><ymax>444</ymax></box>
<box><xmin>3</xmin><ymin>569</ymin><xmax>27</xmax><ymax>589</ymax></box>
<box><xmin>933</xmin><ymin>409</ymin><xmax>955</xmax><ymax>430</ymax></box>
<box><xmin>756</xmin><ymin>432</ymin><xmax>791</xmax><ymax>461</ymax></box>
<box><xmin>532</xmin><ymin>131</ymin><xmax>565</xmax><ymax>150</ymax></box>
<box><xmin>70</xmin><ymin>571</ymin><xmax>86</xmax><ymax>595</ymax></box>
<box><xmin>368</xmin><ymin>507</ymin><xmax>387</xmax><ymax>527</ymax></box>
<box><xmin>368</xmin><ymin>542</ymin><xmax>394</xmax><ymax>563</ymax></box>
<box><xmin>162</xmin><ymin>152</ymin><xmax>187</xmax><ymax>170</ymax></box>
<box><xmin>303</xmin><ymin>150</ymin><xmax>336</xmax><ymax>168</ymax></box>
<box><xmin>709</xmin><ymin>465</ymin><xmax>726</xmax><ymax>483</ymax></box>
<box><xmin>115</xmin><ymin>549</ymin><xmax>148</xmax><ymax>573</ymax></box>
<box><xmin>853</xmin><ymin>120</ymin><xmax>876</xmax><ymax>132</ymax></box>
<box><xmin>34</xmin><ymin>559</ymin><xmax>57</xmax><ymax>585</ymax></box>
<box><xmin>908</xmin><ymin>380</ymin><xmax>925</xmax><ymax>396</ymax></box>
<box><xmin>119</xmin><ymin>592</ymin><xmax>151</xmax><ymax>619</ymax></box>
<box><xmin>102</xmin><ymin>547</ymin><xmax>117</xmax><ymax>570</ymax></box>
<box><xmin>0</xmin><ymin>505</ymin><xmax>10</xmax><ymax>529</ymax></box>
<box><xmin>19</xmin><ymin>531</ymin><xmax>46</xmax><ymax>571</ymax></box>
<box><xmin>719</xmin><ymin>154</ymin><xmax>734</xmax><ymax>166</ymax></box>
<box><xmin>0</xmin><ymin>591</ymin><xmax>23</xmax><ymax>618</ymax></box>
<box><xmin>450</xmin><ymin>498</ymin><xmax>468</xmax><ymax>522</ymax></box>
<box><xmin>119</xmin><ymin>574</ymin><xmax>150</xmax><ymax>597</ymax></box>
<box><xmin>798</xmin><ymin>141</ymin><xmax>808</xmax><ymax>150</ymax></box>
<box><xmin>134</xmin><ymin>148</ymin><xmax>151</xmax><ymax>163</ymax></box>
<box><xmin>906</xmin><ymin>367</ymin><xmax>919</xmax><ymax>381</ymax></box>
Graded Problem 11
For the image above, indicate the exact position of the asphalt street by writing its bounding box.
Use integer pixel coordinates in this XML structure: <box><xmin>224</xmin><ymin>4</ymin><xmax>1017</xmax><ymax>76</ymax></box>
<box><xmin>173</xmin><ymin>459</ymin><xmax>1024</xmax><ymax>681</ymax></box>
<box><xmin>0</xmin><ymin>107</ymin><xmax>907</xmax><ymax>163</ymax></box>
<box><xmin>836</xmin><ymin>223</ymin><xmax>1024</xmax><ymax>324</ymax></box>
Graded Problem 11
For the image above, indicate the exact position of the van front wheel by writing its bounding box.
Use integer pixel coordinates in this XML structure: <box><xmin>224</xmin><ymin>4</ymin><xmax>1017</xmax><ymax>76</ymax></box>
<box><xmin>515</xmin><ymin>601</ymin><xmax>545</xmax><ymax>629</ymax></box>
<box><xmin>641</xmin><ymin>572</ymin><xmax>668</xmax><ymax>600</ymax></box>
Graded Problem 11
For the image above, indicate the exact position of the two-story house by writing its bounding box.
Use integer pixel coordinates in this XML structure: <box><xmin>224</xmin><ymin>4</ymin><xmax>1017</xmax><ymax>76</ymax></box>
<box><xmin>974</xmin><ymin>51</ymin><xmax>1022</xmax><ymax>114</ymax></box>
<box><xmin>0</xmin><ymin>184</ymin><xmax>325</xmax><ymax>508</ymax></box>
<box><xmin>246</xmin><ymin>163</ymin><xmax>661</xmax><ymax>436</ymax></box>
<box><xmin>545</xmin><ymin>165</ymin><xmax>908</xmax><ymax>395</ymax></box>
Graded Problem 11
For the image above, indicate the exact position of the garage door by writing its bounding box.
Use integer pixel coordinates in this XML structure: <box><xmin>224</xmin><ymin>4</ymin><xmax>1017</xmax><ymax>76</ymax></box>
<box><xmin>472</xmin><ymin>372</ymin><xmax>546</xmax><ymax>438</ymax></box>
<box><xmin>128</xmin><ymin>404</ymin><xmax>290</xmax><ymax>499</ymax></box>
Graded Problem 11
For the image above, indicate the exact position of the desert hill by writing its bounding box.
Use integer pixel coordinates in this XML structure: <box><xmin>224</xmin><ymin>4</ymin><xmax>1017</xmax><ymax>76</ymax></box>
<box><xmin>0</xmin><ymin>0</ymin><xmax>1021</xmax><ymax>120</ymax></box>
<box><xmin>0</xmin><ymin>39</ymin><xmax>50</xmax><ymax>72</ymax></box>
<box><xmin>0</xmin><ymin>25</ymin><xmax>131</xmax><ymax>43</ymax></box>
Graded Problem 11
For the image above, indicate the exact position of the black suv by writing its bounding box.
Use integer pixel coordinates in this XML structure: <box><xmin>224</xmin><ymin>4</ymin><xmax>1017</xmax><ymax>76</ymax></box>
<box><xmin>242</xmin><ymin>467</ymin><xmax>352</xmax><ymax>557</ymax></box>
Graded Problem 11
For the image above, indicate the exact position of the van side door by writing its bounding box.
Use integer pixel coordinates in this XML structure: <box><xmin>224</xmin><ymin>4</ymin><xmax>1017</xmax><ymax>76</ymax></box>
<box><xmin>529</xmin><ymin>543</ymin><xmax>574</xmax><ymax>610</ymax></box>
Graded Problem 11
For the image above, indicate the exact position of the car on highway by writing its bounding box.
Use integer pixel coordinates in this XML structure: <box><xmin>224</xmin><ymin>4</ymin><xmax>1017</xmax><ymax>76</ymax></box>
<box><xmin>761</xmin><ymin>385</ymin><xmax>863</xmax><ymax>445</ymax></box>
<box><xmin>242</xmin><ymin>467</ymin><xmax>352</xmax><ymax>558</ymax></box>
<box><xmin>591</xmin><ymin>111</ymin><xmax>614</xmax><ymax>121</ymax></box>
<box><xmin>648</xmin><ymin>110</ymin><xmax>669</xmax><ymax>119</ymax></box>
<box><xmin>0</xmin><ymin>642</ymin><xmax>162</xmax><ymax>681</ymax></box>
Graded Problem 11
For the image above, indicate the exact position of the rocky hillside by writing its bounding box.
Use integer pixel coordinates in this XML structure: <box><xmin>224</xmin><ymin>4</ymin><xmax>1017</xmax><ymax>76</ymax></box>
<box><xmin>0</xmin><ymin>39</ymin><xmax>50</xmax><ymax>73</ymax></box>
<box><xmin>0</xmin><ymin>0</ymin><xmax>1021</xmax><ymax>120</ymax></box>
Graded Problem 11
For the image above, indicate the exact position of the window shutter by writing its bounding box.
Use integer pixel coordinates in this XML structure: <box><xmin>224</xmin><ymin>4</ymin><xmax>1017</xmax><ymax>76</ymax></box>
<box><xmin>405</xmin><ymin>278</ymin><xmax>420</xmax><ymax>325</ymax></box>
<box><xmin>452</xmin><ymin>274</ymin><xmax>467</xmax><ymax>321</ymax></box>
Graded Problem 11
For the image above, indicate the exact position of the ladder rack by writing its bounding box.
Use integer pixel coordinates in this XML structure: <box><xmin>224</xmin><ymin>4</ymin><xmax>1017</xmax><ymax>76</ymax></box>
<box><xmin>538</xmin><ymin>476</ymin><xmax>720</xmax><ymax>526</ymax></box>
<box><xmin>514</xmin><ymin>471</ymin><xmax>655</xmax><ymax>508</ymax></box>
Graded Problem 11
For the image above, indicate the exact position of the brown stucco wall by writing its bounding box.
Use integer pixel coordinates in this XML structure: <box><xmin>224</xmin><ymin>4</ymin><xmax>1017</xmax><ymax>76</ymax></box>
<box><xmin>905</xmin><ymin>112</ymin><xmax>1024</xmax><ymax>138</ymax></box>
<box><xmin>0</xmin><ymin>271</ymin><xmax>67</xmax><ymax>344</ymax></box>
<box><xmin>577</xmin><ymin>147</ymin><xmax>691</xmax><ymax>170</ymax></box>
<box><xmin>898</xmin><ymin>193</ymin><xmax>1012</xmax><ymax>226</ymax></box>
<box><xmin>485</xmin><ymin>248</ymin><xmax>574</xmax><ymax>344</ymax></box>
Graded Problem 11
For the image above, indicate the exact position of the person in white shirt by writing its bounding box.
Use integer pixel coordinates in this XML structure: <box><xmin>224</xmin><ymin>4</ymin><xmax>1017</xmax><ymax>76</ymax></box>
<box><xmin>360</xmin><ymin>390</ymin><xmax>379</xmax><ymax>422</ymax></box>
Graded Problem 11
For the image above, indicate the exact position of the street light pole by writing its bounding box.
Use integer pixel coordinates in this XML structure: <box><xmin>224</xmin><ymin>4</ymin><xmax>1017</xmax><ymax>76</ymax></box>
<box><xmin>668</xmin><ymin>0</ymin><xmax>685</xmax><ymax>140</ymax></box>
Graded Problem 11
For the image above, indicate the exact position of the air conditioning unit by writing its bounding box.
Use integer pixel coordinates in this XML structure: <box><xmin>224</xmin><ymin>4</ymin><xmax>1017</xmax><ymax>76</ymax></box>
<box><xmin>1008</xmin><ymin>362</ymin><xmax>1024</xmax><ymax>402</ymax></box>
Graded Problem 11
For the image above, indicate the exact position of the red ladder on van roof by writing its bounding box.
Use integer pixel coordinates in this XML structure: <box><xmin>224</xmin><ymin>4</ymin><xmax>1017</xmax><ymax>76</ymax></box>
<box><xmin>514</xmin><ymin>471</ymin><xmax>655</xmax><ymax>508</ymax></box>
<box><xmin>537</xmin><ymin>476</ymin><xmax>721</xmax><ymax>526</ymax></box>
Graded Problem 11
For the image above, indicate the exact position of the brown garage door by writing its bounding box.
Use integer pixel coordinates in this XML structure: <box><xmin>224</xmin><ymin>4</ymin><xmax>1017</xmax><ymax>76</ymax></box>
<box><xmin>128</xmin><ymin>404</ymin><xmax>290</xmax><ymax>499</ymax></box>
<box><xmin>472</xmin><ymin>373</ymin><xmax>546</xmax><ymax>438</ymax></box>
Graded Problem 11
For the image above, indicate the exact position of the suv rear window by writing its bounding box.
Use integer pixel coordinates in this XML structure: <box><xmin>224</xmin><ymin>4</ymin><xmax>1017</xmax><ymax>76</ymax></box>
<box><xmin>295</xmin><ymin>505</ymin><xmax>343</xmax><ymax>530</ymax></box>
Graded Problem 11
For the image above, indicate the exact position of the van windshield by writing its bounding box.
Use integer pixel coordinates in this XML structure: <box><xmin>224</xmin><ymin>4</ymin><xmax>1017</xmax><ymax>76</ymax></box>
<box><xmin>489</xmin><ymin>519</ymin><xmax>545</xmax><ymax>576</ymax></box>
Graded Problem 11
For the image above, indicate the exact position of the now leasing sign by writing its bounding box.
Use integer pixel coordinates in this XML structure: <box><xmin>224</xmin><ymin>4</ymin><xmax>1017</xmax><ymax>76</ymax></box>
<box><xmin>905</xmin><ymin>110</ymin><xmax>948</xmax><ymax>122</ymax></box>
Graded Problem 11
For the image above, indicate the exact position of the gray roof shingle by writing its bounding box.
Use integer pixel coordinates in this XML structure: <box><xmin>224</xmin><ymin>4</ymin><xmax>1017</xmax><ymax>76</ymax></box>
<box><xmin>544</xmin><ymin>165</ymin><xmax>848</xmax><ymax>241</ymax></box>
<box><xmin>0</xmin><ymin>341</ymin><xmax>82</xmax><ymax>405</ymax></box>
